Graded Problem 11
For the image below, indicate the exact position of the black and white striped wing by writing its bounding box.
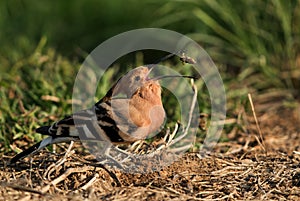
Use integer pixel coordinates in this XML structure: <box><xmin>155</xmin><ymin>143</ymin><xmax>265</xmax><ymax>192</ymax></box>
<box><xmin>10</xmin><ymin>99</ymin><xmax>131</xmax><ymax>163</ymax></box>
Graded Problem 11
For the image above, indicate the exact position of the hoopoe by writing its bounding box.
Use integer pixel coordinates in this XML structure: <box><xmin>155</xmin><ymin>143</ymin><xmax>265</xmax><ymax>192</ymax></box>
<box><xmin>10</xmin><ymin>54</ymin><xmax>196</xmax><ymax>163</ymax></box>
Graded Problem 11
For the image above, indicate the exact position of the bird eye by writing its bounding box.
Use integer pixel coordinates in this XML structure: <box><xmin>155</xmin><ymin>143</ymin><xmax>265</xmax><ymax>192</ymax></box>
<box><xmin>135</xmin><ymin>76</ymin><xmax>141</xmax><ymax>81</ymax></box>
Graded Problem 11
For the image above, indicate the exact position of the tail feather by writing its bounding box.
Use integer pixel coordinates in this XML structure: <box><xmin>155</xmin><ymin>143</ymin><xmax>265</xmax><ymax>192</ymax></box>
<box><xmin>10</xmin><ymin>136</ymin><xmax>78</xmax><ymax>164</ymax></box>
<box><xmin>36</xmin><ymin>126</ymin><xmax>51</xmax><ymax>135</ymax></box>
<box><xmin>10</xmin><ymin>137</ymin><xmax>53</xmax><ymax>164</ymax></box>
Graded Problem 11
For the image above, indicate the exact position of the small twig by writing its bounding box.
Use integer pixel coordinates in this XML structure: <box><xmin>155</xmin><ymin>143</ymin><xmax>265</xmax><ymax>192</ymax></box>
<box><xmin>248</xmin><ymin>93</ymin><xmax>266</xmax><ymax>153</ymax></box>
<box><xmin>167</xmin><ymin>144</ymin><xmax>193</xmax><ymax>153</ymax></box>
<box><xmin>166</xmin><ymin>123</ymin><xmax>179</xmax><ymax>145</ymax></box>
<box><xmin>165</xmin><ymin>186</ymin><xmax>181</xmax><ymax>195</ymax></box>
<box><xmin>133</xmin><ymin>141</ymin><xmax>146</xmax><ymax>153</ymax></box>
<box><xmin>81</xmin><ymin>173</ymin><xmax>99</xmax><ymax>190</ymax></box>
<box><xmin>211</xmin><ymin>166</ymin><xmax>246</xmax><ymax>175</ymax></box>
<box><xmin>214</xmin><ymin>157</ymin><xmax>236</xmax><ymax>166</ymax></box>
<box><xmin>55</xmin><ymin>141</ymin><xmax>75</xmax><ymax>167</ymax></box>
<box><xmin>293</xmin><ymin>151</ymin><xmax>300</xmax><ymax>155</ymax></box>
<box><xmin>163</xmin><ymin>127</ymin><xmax>170</xmax><ymax>142</ymax></box>
<box><xmin>168</xmin><ymin>79</ymin><xmax>198</xmax><ymax>146</ymax></box>
<box><xmin>127</xmin><ymin>140</ymin><xmax>143</xmax><ymax>152</ymax></box>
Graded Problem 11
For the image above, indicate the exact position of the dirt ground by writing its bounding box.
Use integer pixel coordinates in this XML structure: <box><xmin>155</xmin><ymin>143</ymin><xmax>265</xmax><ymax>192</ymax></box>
<box><xmin>1</xmin><ymin>105</ymin><xmax>300</xmax><ymax>200</ymax></box>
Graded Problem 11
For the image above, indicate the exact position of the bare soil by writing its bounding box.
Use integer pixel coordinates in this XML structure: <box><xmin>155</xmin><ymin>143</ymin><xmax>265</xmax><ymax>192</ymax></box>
<box><xmin>1</xmin><ymin>106</ymin><xmax>300</xmax><ymax>200</ymax></box>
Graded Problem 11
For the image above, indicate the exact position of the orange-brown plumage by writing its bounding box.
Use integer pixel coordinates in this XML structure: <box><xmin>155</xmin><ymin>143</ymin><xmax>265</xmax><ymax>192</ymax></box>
<box><xmin>110</xmin><ymin>66</ymin><xmax>165</xmax><ymax>141</ymax></box>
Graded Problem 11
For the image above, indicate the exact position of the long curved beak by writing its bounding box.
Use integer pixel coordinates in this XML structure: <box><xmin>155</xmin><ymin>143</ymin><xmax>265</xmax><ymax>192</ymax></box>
<box><xmin>145</xmin><ymin>65</ymin><xmax>198</xmax><ymax>81</ymax></box>
<box><xmin>145</xmin><ymin>52</ymin><xmax>197</xmax><ymax>81</ymax></box>
<box><xmin>149</xmin><ymin>74</ymin><xmax>198</xmax><ymax>81</ymax></box>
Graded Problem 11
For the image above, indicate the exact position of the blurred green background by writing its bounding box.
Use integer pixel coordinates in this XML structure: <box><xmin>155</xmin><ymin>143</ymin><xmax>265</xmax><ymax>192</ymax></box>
<box><xmin>1</xmin><ymin>0</ymin><xmax>299</xmax><ymax>152</ymax></box>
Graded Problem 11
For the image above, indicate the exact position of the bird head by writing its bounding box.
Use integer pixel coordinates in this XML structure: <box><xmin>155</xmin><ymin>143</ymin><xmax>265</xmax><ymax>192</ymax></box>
<box><xmin>112</xmin><ymin>65</ymin><xmax>196</xmax><ymax>99</ymax></box>
<box><xmin>113</xmin><ymin>66</ymin><xmax>154</xmax><ymax>98</ymax></box>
